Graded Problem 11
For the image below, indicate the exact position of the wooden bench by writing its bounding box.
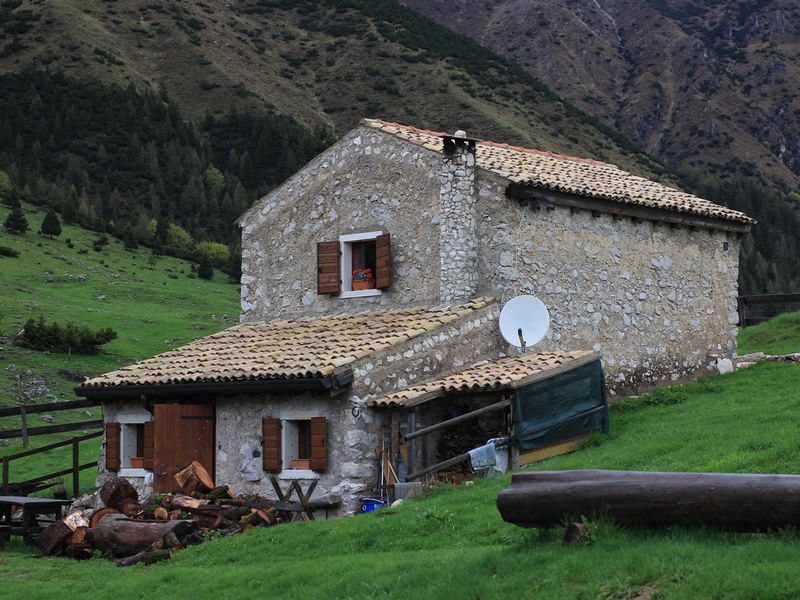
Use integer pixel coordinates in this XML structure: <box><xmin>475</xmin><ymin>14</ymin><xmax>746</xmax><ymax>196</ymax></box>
<box><xmin>0</xmin><ymin>524</ymin><xmax>10</xmax><ymax>549</ymax></box>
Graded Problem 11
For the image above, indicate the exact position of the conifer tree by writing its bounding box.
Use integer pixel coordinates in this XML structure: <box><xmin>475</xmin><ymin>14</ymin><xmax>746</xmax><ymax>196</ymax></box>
<box><xmin>4</xmin><ymin>203</ymin><xmax>28</xmax><ymax>234</ymax></box>
<box><xmin>40</xmin><ymin>209</ymin><xmax>62</xmax><ymax>238</ymax></box>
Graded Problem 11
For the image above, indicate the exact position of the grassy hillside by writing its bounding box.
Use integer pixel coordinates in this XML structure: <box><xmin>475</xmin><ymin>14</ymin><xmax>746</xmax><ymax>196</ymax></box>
<box><xmin>0</xmin><ymin>201</ymin><xmax>238</xmax><ymax>488</ymax></box>
<box><xmin>1</xmin><ymin>360</ymin><xmax>800</xmax><ymax>598</ymax></box>
<box><xmin>0</xmin><ymin>0</ymin><xmax>666</xmax><ymax>179</ymax></box>
<box><xmin>738</xmin><ymin>311</ymin><xmax>800</xmax><ymax>356</ymax></box>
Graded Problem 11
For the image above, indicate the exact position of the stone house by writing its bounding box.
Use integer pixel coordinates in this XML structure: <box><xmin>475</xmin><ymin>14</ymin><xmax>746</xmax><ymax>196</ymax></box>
<box><xmin>78</xmin><ymin>118</ymin><xmax>753</xmax><ymax>513</ymax></box>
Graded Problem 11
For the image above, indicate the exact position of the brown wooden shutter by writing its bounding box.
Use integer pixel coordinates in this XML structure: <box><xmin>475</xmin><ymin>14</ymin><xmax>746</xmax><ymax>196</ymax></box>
<box><xmin>317</xmin><ymin>241</ymin><xmax>341</xmax><ymax>294</ymax></box>
<box><xmin>105</xmin><ymin>422</ymin><xmax>121</xmax><ymax>471</ymax></box>
<box><xmin>310</xmin><ymin>416</ymin><xmax>327</xmax><ymax>472</ymax></box>
<box><xmin>142</xmin><ymin>421</ymin><xmax>155</xmax><ymax>470</ymax></box>
<box><xmin>262</xmin><ymin>417</ymin><xmax>282</xmax><ymax>472</ymax></box>
<box><xmin>375</xmin><ymin>233</ymin><xmax>391</xmax><ymax>289</ymax></box>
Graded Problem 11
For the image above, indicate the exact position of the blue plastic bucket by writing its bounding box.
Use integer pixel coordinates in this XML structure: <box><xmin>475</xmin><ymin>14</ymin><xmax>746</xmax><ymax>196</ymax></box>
<box><xmin>361</xmin><ymin>498</ymin><xmax>386</xmax><ymax>513</ymax></box>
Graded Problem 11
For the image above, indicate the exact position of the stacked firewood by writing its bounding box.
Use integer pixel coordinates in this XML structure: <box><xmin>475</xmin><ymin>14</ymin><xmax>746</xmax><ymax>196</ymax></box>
<box><xmin>435</xmin><ymin>426</ymin><xmax>491</xmax><ymax>482</ymax></box>
<box><xmin>36</xmin><ymin>461</ymin><xmax>300</xmax><ymax>567</ymax></box>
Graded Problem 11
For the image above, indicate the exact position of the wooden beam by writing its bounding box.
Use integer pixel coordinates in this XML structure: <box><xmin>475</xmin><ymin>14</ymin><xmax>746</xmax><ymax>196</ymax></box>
<box><xmin>0</xmin><ymin>398</ymin><xmax>102</xmax><ymax>418</ymax></box>
<box><xmin>0</xmin><ymin>419</ymin><xmax>103</xmax><ymax>440</ymax></box>
<box><xmin>1</xmin><ymin>431</ymin><xmax>102</xmax><ymax>462</ymax></box>
<box><xmin>407</xmin><ymin>452</ymin><xmax>470</xmax><ymax>481</ymax></box>
<box><xmin>390</xmin><ymin>412</ymin><xmax>400</xmax><ymax>479</ymax></box>
<box><xmin>404</xmin><ymin>399</ymin><xmax>511</xmax><ymax>441</ymax></box>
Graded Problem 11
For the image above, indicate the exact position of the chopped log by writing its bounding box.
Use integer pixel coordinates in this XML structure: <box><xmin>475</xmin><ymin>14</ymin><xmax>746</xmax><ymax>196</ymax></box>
<box><xmin>497</xmin><ymin>470</ymin><xmax>800</xmax><ymax>531</ymax></box>
<box><xmin>239</xmin><ymin>524</ymin><xmax>254</xmax><ymax>533</ymax></box>
<box><xmin>207</xmin><ymin>485</ymin><xmax>235</xmax><ymax>500</ymax></box>
<box><xmin>89</xmin><ymin>507</ymin><xmax>120</xmax><ymax>529</ymax></box>
<box><xmin>154</xmin><ymin>506</ymin><xmax>169</xmax><ymax>520</ymax></box>
<box><xmin>195</xmin><ymin>513</ymin><xmax>222</xmax><ymax>530</ymax></box>
<box><xmin>168</xmin><ymin>509</ymin><xmax>182</xmax><ymax>520</ymax></box>
<box><xmin>161</xmin><ymin>530</ymin><xmax>183</xmax><ymax>550</ymax></box>
<box><xmin>92</xmin><ymin>514</ymin><xmax>198</xmax><ymax>557</ymax></box>
<box><xmin>64</xmin><ymin>511</ymin><xmax>89</xmax><ymax>531</ymax></box>
<box><xmin>116</xmin><ymin>548</ymin><xmax>172</xmax><ymax>567</ymax></box>
<box><xmin>66</xmin><ymin>542</ymin><xmax>94</xmax><ymax>560</ymax></box>
<box><xmin>118</xmin><ymin>501</ymin><xmax>143</xmax><ymax>518</ymax></box>
<box><xmin>174</xmin><ymin>461</ymin><xmax>215</xmax><ymax>494</ymax></box>
<box><xmin>219</xmin><ymin>506</ymin><xmax>251</xmax><ymax>522</ymax></box>
<box><xmin>169</xmin><ymin>494</ymin><xmax>208</xmax><ymax>510</ymax></box>
<box><xmin>562</xmin><ymin>522</ymin><xmax>590</xmax><ymax>546</ymax></box>
<box><xmin>256</xmin><ymin>508</ymin><xmax>275</xmax><ymax>525</ymax></box>
<box><xmin>69</xmin><ymin>526</ymin><xmax>89</xmax><ymax>546</ymax></box>
<box><xmin>99</xmin><ymin>477</ymin><xmax>139</xmax><ymax>510</ymax></box>
<box><xmin>36</xmin><ymin>520</ymin><xmax>73</xmax><ymax>556</ymax></box>
<box><xmin>239</xmin><ymin>510</ymin><xmax>262</xmax><ymax>528</ymax></box>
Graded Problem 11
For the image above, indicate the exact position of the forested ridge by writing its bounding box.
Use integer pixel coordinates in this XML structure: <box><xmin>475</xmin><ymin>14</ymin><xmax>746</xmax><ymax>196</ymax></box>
<box><xmin>0</xmin><ymin>71</ymin><xmax>331</xmax><ymax>251</ymax></box>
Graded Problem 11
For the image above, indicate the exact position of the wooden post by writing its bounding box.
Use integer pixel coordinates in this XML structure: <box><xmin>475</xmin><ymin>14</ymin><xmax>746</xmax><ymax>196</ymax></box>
<box><xmin>2</xmin><ymin>456</ymin><xmax>8</xmax><ymax>494</ymax></box>
<box><xmin>72</xmin><ymin>438</ymin><xmax>80</xmax><ymax>499</ymax></box>
<box><xmin>390</xmin><ymin>412</ymin><xmax>400</xmax><ymax>486</ymax></box>
<box><xmin>20</xmin><ymin>406</ymin><xmax>28</xmax><ymax>448</ymax></box>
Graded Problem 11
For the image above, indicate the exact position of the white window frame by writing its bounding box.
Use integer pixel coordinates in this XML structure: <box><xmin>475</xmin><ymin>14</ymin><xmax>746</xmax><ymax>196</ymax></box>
<box><xmin>116</xmin><ymin>412</ymin><xmax>151</xmax><ymax>477</ymax></box>
<box><xmin>339</xmin><ymin>230</ymin><xmax>383</xmax><ymax>298</ymax></box>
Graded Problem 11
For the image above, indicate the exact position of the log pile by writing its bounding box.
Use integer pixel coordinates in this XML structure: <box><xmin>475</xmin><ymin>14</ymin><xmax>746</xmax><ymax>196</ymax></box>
<box><xmin>37</xmin><ymin>462</ymin><xmax>314</xmax><ymax>566</ymax></box>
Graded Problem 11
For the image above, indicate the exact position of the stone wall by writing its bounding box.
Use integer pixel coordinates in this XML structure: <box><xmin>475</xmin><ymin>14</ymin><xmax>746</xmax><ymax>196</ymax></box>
<box><xmin>238</xmin><ymin>127</ymin><xmax>442</xmax><ymax>321</ymax></box>
<box><xmin>472</xmin><ymin>172</ymin><xmax>741</xmax><ymax>393</ymax></box>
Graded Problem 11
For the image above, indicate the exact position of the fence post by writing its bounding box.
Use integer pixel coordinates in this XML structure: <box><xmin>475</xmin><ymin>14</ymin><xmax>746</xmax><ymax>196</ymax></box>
<box><xmin>20</xmin><ymin>406</ymin><xmax>28</xmax><ymax>448</ymax></box>
<box><xmin>2</xmin><ymin>456</ymin><xmax>8</xmax><ymax>495</ymax></box>
<box><xmin>72</xmin><ymin>438</ymin><xmax>80</xmax><ymax>499</ymax></box>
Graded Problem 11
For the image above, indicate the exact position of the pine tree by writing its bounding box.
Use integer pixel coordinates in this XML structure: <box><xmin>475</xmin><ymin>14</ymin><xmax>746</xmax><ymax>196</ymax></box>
<box><xmin>40</xmin><ymin>209</ymin><xmax>62</xmax><ymax>238</ymax></box>
<box><xmin>4</xmin><ymin>204</ymin><xmax>28</xmax><ymax>234</ymax></box>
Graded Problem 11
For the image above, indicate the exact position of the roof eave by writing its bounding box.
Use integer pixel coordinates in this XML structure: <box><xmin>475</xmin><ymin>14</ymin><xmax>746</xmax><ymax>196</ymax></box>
<box><xmin>75</xmin><ymin>369</ymin><xmax>354</xmax><ymax>401</ymax></box>
<box><xmin>506</xmin><ymin>183</ymin><xmax>754</xmax><ymax>233</ymax></box>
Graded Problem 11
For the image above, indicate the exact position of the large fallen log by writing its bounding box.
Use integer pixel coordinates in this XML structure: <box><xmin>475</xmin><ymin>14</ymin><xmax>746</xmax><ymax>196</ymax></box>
<box><xmin>91</xmin><ymin>513</ymin><xmax>198</xmax><ymax>557</ymax></box>
<box><xmin>36</xmin><ymin>520</ymin><xmax>73</xmax><ymax>556</ymax></box>
<box><xmin>497</xmin><ymin>470</ymin><xmax>800</xmax><ymax>531</ymax></box>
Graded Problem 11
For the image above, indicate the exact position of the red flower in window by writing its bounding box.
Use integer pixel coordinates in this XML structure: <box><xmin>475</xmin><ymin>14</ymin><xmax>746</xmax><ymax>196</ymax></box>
<box><xmin>352</xmin><ymin>268</ymin><xmax>373</xmax><ymax>281</ymax></box>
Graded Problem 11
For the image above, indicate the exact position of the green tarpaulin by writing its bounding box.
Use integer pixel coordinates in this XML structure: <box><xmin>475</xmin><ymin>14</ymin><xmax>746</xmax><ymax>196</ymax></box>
<box><xmin>512</xmin><ymin>359</ymin><xmax>609</xmax><ymax>450</ymax></box>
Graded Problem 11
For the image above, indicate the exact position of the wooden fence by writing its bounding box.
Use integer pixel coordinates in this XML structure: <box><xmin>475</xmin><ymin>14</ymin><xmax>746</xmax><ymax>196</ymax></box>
<box><xmin>0</xmin><ymin>398</ymin><xmax>102</xmax><ymax>446</ymax></box>
<box><xmin>737</xmin><ymin>293</ymin><xmax>800</xmax><ymax>326</ymax></box>
<box><xmin>1</xmin><ymin>430</ymin><xmax>103</xmax><ymax>498</ymax></box>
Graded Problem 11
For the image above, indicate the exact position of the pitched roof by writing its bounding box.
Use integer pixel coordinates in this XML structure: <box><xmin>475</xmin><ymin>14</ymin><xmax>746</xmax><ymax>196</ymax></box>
<box><xmin>368</xmin><ymin>350</ymin><xmax>599</xmax><ymax>407</ymax></box>
<box><xmin>362</xmin><ymin>119</ymin><xmax>754</xmax><ymax>225</ymax></box>
<box><xmin>80</xmin><ymin>298</ymin><xmax>496</xmax><ymax>389</ymax></box>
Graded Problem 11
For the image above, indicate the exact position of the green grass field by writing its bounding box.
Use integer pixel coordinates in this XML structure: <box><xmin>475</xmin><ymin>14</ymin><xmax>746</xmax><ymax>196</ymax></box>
<box><xmin>0</xmin><ymin>202</ymin><xmax>239</xmax><ymax>492</ymax></box>
<box><xmin>738</xmin><ymin>311</ymin><xmax>800</xmax><ymax>356</ymax></box>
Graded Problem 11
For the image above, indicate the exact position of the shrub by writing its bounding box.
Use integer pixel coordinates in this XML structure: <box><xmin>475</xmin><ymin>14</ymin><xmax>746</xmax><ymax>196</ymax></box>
<box><xmin>197</xmin><ymin>256</ymin><xmax>214</xmax><ymax>280</ymax></box>
<box><xmin>0</xmin><ymin>245</ymin><xmax>20</xmax><ymax>257</ymax></box>
<box><xmin>195</xmin><ymin>241</ymin><xmax>230</xmax><ymax>268</ymax></box>
<box><xmin>15</xmin><ymin>316</ymin><xmax>118</xmax><ymax>354</ymax></box>
<box><xmin>92</xmin><ymin>234</ymin><xmax>109</xmax><ymax>252</ymax></box>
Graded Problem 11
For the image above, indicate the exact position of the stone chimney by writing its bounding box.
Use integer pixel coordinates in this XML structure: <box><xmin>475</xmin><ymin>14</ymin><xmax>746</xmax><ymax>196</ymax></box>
<box><xmin>439</xmin><ymin>130</ymin><xmax>479</xmax><ymax>304</ymax></box>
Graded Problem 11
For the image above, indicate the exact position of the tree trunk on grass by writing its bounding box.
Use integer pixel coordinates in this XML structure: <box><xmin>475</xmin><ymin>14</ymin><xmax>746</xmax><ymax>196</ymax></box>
<box><xmin>36</xmin><ymin>520</ymin><xmax>73</xmax><ymax>556</ymax></box>
<box><xmin>99</xmin><ymin>477</ymin><xmax>139</xmax><ymax>510</ymax></box>
<box><xmin>91</xmin><ymin>513</ymin><xmax>198</xmax><ymax>557</ymax></box>
<box><xmin>89</xmin><ymin>507</ymin><xmax>120</xmax><ymax>528</ymax></box>
<box><xmin>497</xmin><ymin>470</ymin><xmax>800</xmax><ymax>530</ymax></box>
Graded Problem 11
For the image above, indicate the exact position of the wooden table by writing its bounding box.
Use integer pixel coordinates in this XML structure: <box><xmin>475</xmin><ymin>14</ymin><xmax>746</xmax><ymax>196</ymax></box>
<box><xmin>0</xmin><ymin>496</ymin><xmax>72</xmax><ymax>547</ymax></box>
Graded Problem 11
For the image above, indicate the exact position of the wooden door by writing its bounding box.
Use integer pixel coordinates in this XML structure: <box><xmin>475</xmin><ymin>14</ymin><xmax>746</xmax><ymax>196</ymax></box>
<box><xmin>153</xmin><ymin>403</ymin><xmax>215</xmax><ymax>493</ymax></box>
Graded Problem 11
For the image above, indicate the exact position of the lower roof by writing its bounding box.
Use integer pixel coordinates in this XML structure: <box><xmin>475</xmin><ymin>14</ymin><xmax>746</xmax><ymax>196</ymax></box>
<box><xmin>368</xmin><ymin>350</ymin><xmax>599</xmax><ymax>408</ymax></box>
<box><xmin>77</xmin><ymin>298</ymin><xmax>495</xmax><ymax>392</ymax></box>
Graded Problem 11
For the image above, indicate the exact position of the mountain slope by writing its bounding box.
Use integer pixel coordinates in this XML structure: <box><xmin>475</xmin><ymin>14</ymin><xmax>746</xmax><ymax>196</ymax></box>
<box><xmin>0</xmin><ymin>0</ymin><xmax>667</xmax><ymax>179</ymax></box>
<box><xmin>406</xmin><ymin>0</ymin><xmax>800</xmax><ymax>195</ymax></box>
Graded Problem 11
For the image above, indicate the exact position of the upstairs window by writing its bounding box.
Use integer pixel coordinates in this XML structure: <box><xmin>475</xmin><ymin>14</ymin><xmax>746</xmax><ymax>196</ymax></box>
<box><xmin>317</xmin><ymin>231</ymin><xmax>391</xmax><ymax>297</ymax></box>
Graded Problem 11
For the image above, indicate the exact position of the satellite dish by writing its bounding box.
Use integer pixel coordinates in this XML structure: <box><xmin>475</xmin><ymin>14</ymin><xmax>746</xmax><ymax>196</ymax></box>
<box><xmin>499</xmin><ymin>295</ymin><xmax>550</xmax><ymax>350</ymax></box>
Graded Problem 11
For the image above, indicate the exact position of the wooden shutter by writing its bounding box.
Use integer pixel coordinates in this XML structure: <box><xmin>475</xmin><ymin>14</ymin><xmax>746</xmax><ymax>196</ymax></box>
<box><xmin>317</xmin><ymin>241</ymin><xmax>341</xmax><ymax>294</ymax></box>
<box><xmin>105</xmin><ymin>422</ymin><xmax>121</xmax><ymax>471</ymax></box>
<box><xmin>375</xmin><ymin>233</ymin><xmax>391</xmax><ymax>289</ymax></box>
<box><xmin>142</xmin><ymin>421</ymin><xmax>155</xmax><ymax>470</ymax></box>
<box><xmin>262</xmin><ymin>417</ymin><xmax>282</xmax><ymax>472</ymax></box>
<box><xmin>310</xmin><ymin>416</ymin><xmax>327</xmax><ymax>472</ymax></box>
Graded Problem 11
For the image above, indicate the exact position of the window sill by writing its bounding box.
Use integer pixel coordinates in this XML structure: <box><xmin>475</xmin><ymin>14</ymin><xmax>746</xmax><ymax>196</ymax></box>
<box><xmin>278</xmin><ymin>469</ymin><xmax>320</xmax><ymax>480</ymax></box>
<box><xmin>340</xmin><ymin>289</ymin><xmax>382</xmax><ymax>299</ymax></box>
<box><xmin>118</xmin><ymin>468</ymin><xmax>149</xmax><ymax>477</ymax></box>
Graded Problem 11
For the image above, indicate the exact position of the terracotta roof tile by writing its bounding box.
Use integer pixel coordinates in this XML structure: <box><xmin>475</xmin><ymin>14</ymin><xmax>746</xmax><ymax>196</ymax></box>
<box><xmin>81</xmin><ymin>298</ymin><xmax>496</xmax><ymax>389</ymax></box>
<box><xmin>368</xmin><ymin>350</ymin><xmax>599</xmax><ymax>407</ymax></box>
<box><xmin>362</xmin><ymin>119</ymin><xmax>754</xmax><ymax>225</ymax></box>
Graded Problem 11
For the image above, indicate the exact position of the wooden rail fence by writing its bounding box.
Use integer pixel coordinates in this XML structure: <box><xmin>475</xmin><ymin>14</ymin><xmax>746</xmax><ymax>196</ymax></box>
<box><xmin>1</xmin><ymin>430</ymin><xmax>103</xmax><ymax>498</ymax></box>
<box><xmin>0</xmin><ymin>398</ymin><xmax>102</xmax><ymax>446</ymax></box>
<box><xmin>738</xmin><ymin>293</ymin><xmax>800</xmax><ymax>326</ymax></box>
